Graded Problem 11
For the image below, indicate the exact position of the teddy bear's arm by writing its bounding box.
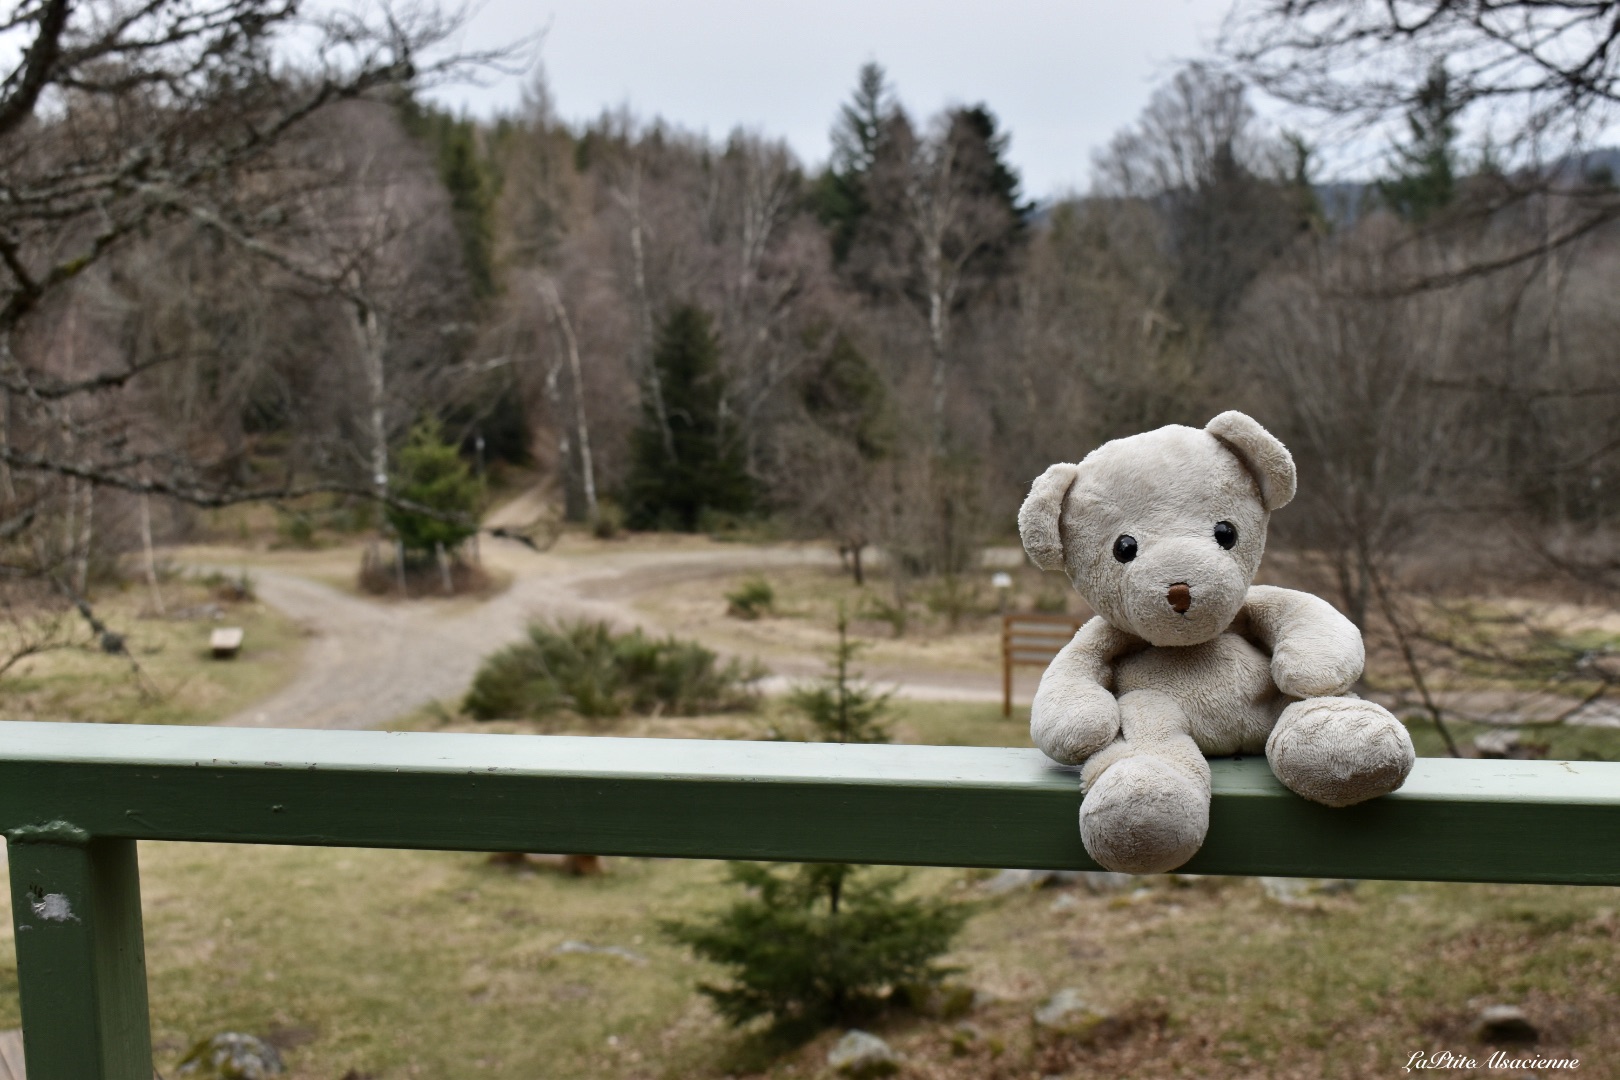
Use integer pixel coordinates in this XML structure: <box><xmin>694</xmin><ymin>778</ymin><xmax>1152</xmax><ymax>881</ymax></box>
<box><xmin>1241</xmin><ymin>584</ymin><xmax>1364</xmax><ymax>698</ymax></box>
<box><xmin>1030</xmin><ymin>616</ymin><xmax>1142</xmax><ymax>765</ymax></box>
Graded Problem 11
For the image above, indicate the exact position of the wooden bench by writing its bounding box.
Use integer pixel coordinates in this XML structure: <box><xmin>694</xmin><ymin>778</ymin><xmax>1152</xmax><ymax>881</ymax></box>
<box><xmin>1001</xmin><ymin>612</ymin><xmax>1084</xmax><ymax>716</ymax></box>
<box><xmin>1</xmin><ymin>721</ymin><xmax>1617</xmax><ymax>1078</ymax></box>
<box><xmin>208</xmin><ymin>627</ymin><xmax>243</xmax><ymax>659</ymax></box>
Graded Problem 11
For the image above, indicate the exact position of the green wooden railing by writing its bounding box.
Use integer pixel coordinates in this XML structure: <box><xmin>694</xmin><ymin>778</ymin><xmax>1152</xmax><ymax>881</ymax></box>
<box><xmin>2</xmin><ymin>720</ymin><xmax>1619</xmax><ymax>1078</ymax></box>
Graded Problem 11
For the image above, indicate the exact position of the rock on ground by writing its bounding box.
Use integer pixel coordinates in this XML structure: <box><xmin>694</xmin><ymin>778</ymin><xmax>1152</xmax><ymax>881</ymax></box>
<box><xmin>981</xmin><ymin>868</ymin><xmax>1134</xmax><ymax>894</ymax></box>
<box><xmin>827</xmin><ymin>1029</ymin><xmax>900</xmax><ymax>1078</ymax></box>
<box><xmin>1258</xmin><ymin>877</ymin><xmax>1359</xmax><ymax>905</ymax></box>
<box><xmin>177</xmin><ymin>1033</ymin><xmax>284</xmax><ymax>1079</ymax></box>
<box><xmin>1032</xmin><ymin>988</ymin><xmax>1110</xmax><ymax>1041</ymax></box>
<box><xmin>1474</xmin><ymin>1004</ymin><xmax>1539</xmax><ymax>1045</ymax></box>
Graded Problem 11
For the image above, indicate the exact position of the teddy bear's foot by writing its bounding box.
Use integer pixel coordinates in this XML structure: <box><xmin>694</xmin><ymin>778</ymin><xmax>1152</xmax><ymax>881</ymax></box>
<box><xmin>1079</xmin><ymin>755</ymin><xmax>1210</xmax><ymax>874</ymax></box>
<box><xmin>1266</xmin><ymin>696</ymin><xmax>1415</xmax><ymax>807</ymax></box>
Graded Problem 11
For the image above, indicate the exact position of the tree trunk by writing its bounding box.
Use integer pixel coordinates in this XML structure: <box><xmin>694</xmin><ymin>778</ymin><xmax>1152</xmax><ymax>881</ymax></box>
<box><xmin>436</xmin><ymin>541</ymin><xmax>452</xmax><ymax>594</ymax></box>
<box><xmin>61</xmin><ymin>473</ymin><xmax>76</xmax><ymax>573</ymax></box>
<box><xmin>929</xmin><ymin>283</ymin><xmax>948</xmax><ymax>454</ymax></box>
<box><xmin>354</xmin><ymin>300</ymin><xmax>388</xmax><ymax>498</ymax></box>
<box><xmin>542</xmin><ymin>343</ymin><xmax>579</xmax><ymax>518</ymax></box>
<box><xmin>626</xmin><ymin>171</ymin><xmax>676</xmax><ymax>463</ymax></box>
<box><xmin>539</xmin><ymin>283</ymin><xmax>599</xmax><ymax>525</ymax></box>
<box><xmin>74</xmin><ymin>480</ymin><xmax>92</xmax><ymax>595</ymax></box>
<box><xmin>0</xmin><ymin>388</ymin><xmax>14</xmax><ymax>504</ymax></box>
<box><xmin>140</xmin><ymin>495</ymin><xmax>164</xmax><ymax>616</ymax></box>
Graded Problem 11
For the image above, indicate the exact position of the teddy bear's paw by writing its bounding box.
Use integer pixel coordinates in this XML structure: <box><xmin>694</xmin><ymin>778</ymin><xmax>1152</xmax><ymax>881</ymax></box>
<box><xmin>1079</xmin><ymin>756</ymin><xmax>1210</xmax><ymax>874</ymax></box>
<box><xmin>1270</xmin><ymin>644</ymin><xmax>1361</xmax><ymax>699</ymax></box>
<box><xmin>1030</xmin><ymin>687</ymin><xmax>1121</xmax><ymax>765</ymax></box>
<box><xmin>1266</xmin><ymin>697</ymin><xmax>1416</xmax><ymax>807</ymax></box>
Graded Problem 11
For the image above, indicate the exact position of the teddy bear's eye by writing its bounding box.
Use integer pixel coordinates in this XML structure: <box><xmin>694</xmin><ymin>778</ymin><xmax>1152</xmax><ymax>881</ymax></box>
<box><xmin>1112</xmin><ymin>535</ymin><xmax>1138</xmax><ymax>563</ymax></box>
<box><xmin>1214</xmin><ymin>521</ymin><xmax>1238</xmax><ymax>550</ymax></box>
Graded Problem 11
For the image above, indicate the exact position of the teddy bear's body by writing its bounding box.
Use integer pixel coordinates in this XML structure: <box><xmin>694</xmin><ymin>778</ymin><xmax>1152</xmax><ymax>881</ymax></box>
<box><xmin>1115</xmin><ymin>623</ymin><xmax>1282</xmax><ymax>754</ymax></box>
<box><xmin>1020</xmin><ymin>413</ymin><xmax>1415</xmax><ymax>874</ymax></box>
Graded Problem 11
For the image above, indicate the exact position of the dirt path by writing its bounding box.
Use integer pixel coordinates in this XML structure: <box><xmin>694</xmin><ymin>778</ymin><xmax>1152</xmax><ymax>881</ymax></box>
<box><xmin>219</xmin><ymin>539</ymin><xmax>1001</xmax><ymax>730</ymax></box>
<box><xmin>217</xmin><ymin>521</ymin><xmax>1620</xmax><ymax>733</ymax></box>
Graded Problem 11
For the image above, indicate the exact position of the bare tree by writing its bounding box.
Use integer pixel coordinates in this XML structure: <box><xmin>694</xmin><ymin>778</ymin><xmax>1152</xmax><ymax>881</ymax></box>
<box><xmin>1221</xmin><ymin>1</ymin><xmax>1620</xmax><ymax>149</ymax></box>
<box><xmin>0</xmin><ymin>0</ymin><xmax>513</xmax><ymax>675</ymax></box>
<box><xmin>1092</xmin><ymin>62</ymin><xmax>1312</xmax><ymax>326</ymax></box>
<box><xmin>848</xmin><ymin>108</ymin><xmax>1025</xmax><ymax>453</ymax></box>
<box><xmin>0</xmin><ymin>0</ymin><xmax>508</xmax><ymax>499</ymax></box>
<box><xmin>1221</xmin><ymin>1</ymin><xmax>1620</xmax><ymax>285</ymax></box>
<box><xmin>1229</xmin><ymin>217</ymin><xmax>1485</xmax><ymax>629</ymax></box>
<box><xmin>536</xmin><ymin>277</ymin><xmax>599</xmax><ymax>524</ymax></box>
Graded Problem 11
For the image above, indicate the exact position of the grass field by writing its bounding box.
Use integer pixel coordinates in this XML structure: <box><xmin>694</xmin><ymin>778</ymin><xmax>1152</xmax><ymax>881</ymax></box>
<box><xmin>0</xmin><ymin>575</ymin><xmax>304</xmax><ymax>726</ymax></box>
<box><xmin>1</xmin><ymin>700</ymin><xmax>1616</xmax><ymax>1078</ymax></box>
<box><xmin>621</xmin><ymin>560</ymin><xmax>1056</xmax><ymax>679</ymax></box>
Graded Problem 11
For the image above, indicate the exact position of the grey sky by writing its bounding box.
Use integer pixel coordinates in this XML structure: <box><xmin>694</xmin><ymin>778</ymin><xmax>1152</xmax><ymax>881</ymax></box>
<box><xmin>425</xmin><ymin>0</ymin><xmax>1238</xmax><ymax>202</ymax></box>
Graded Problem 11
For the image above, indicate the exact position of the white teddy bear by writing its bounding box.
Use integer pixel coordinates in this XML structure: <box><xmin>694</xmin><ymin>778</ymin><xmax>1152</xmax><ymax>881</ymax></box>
<box><xmin>1018</xmin><ymin>411</ymin><xmax>1415</xmax><ymax>874</ymax></box>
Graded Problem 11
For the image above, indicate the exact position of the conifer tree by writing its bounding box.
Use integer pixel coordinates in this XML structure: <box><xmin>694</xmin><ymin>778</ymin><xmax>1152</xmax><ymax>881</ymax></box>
<box><xmin>387</xmin><ymin>420</ymin><xmax>482</xmax><ymax>556</ymax></box>
<box><xmin>787</xmin><ymin>605</ymin><xmax>891</xmax><ymax>744</ymax></box>
<box><xmin>663</xmin><ymin>609</ymin><xmax>967</xmax><ymax>1033</ymax></box>
<box><xmin>437</xmin><ymin>120</ymin><xmax>497</xmax><ymax>298</ymax></box>
<box><xmin>399</xmin><ymin>98</ymin><xmax>497</xmax><ymax>298</ymax></box>
<box><xmin>1380</xmin><ymin>62</ymin><xmax>1463</xmax><ymax>222</ymax></box>
<box><xmin>663</xmin><ymin>860</ymin><xmax>967</xmax><ymax>1030</ymax></box>
<box><xmin>624</xmin><ymin>306</ymin><xmax>754</xmax><ymax>531</ymax></box>
<box><xmin>801</xmin><ymin>333</ymin><xmax>893</xmax><ymax>461</ymax></box>
<box><xmin>815</xmin><ymin>63</ymin><xmax>896</xmax><ymax>263</ymax></box>
<box><xmin>1281</xmin><ymin>130</ymin><xmax>1328</xmax><ymax>232</ymax></box>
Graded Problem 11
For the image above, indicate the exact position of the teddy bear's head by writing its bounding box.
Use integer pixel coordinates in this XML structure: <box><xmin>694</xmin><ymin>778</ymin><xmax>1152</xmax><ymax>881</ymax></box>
<box><xmin>1019</xmin><ymin>411</ymin><xmax>1296</xmax><ymax>648</ymax></box>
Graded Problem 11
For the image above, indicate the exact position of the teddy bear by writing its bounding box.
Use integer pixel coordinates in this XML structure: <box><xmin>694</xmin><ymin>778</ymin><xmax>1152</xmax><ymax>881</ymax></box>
<box><xmin>1018</xmin><ymin>411</ymin><xmax>1415</xmax><ymax>874</ymax></box>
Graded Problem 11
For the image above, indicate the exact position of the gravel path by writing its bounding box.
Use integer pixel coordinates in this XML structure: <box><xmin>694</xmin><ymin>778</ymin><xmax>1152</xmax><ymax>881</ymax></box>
<box><xmin>221</xmin><ymin>525</ymin><xmax>1620</xmax><ymax>735</ymax></box>
<box><xmin>219</xmin><ymin>541</ymin><xmax>1001</xmax><ymax>730</ymax></box>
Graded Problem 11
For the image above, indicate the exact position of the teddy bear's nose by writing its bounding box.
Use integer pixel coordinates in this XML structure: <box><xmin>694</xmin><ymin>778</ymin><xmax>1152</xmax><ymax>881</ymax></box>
<box><xmin>1167</xmin><ymin>583</ymin><xmax>1192</xmax><ymax>614</ymax></box>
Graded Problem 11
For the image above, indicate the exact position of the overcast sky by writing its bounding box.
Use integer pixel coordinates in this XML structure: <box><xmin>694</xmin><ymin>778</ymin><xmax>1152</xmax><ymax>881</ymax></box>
<box><xmin>424</xmin><ymin>0</ymin><xmax>1240</xmax><ymax>202</ymax></box>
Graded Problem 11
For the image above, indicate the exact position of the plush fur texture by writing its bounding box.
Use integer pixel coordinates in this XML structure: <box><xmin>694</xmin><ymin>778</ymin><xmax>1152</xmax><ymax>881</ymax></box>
<box><xmin>1020</xmin><ymin>413</ymin><xmax>1415</xmax><ymax>873</ymax></box>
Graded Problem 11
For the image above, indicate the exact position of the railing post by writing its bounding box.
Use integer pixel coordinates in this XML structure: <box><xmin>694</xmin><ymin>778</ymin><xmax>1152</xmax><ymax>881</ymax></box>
<box><xmin>1001</xmin><ymin>614</ymin><xmax>1012</xmax><ymax>717</ymax></box>
<box><xmin>7</xmin><ymin>826</ymin><xmax>153</xmax><ymax>1079</ymax></box>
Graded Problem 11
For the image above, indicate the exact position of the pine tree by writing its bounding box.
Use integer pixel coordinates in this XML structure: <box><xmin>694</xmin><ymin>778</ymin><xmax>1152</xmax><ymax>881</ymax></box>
<box><xmin>623</xmin><ymin>306</ymin><xmax>754</xmax><ymax>531</ymax></box>
<box><xmin>832</xmin><ymin>62</ymin><xmax>892</xmax><ymax>178</ymax></box>
<box><xmin>1380</xmin><ymin>61</ymin><xmax>1462</xmax><ymax>222</ymax></box>
<box><xmin>1281</xmin><ymin>130</ymin><xmax>1328</xmax><ymax>232</ymax></box>
<box><xmin>787</xmin><ymin>605</ymin><xmax>891</xmax><ymax>744</ymax></box>
<box><xmin>946</xmin><ymin>106</ymin><xmax>1029</xmax><ymax>219</ymax></box>
<box><xmin>437</xmin><ymin>120</ymin><xmax>497</xmax><ymax>299</ymax></box>
<box><xmin>398</xmin><ymin>98</ymin><xmax>497</xmax><ymax>299</ymax></box>
<box><xmin>814</xmin><ymin>63</ymin><xmax>896</xmax><ymax>263</ymax></box>
<box><xmin>662</xmin><ymin>861</ymin><xmax>968</xmax><ymax>1030</ymax></box>
<box><xmin>663</xmin><ymin>610</ymin><xmax>968</xmax><ymax>1033</ymax></box>
<box><xmin>387</xmin><ymin>420</ymin><xmax>482</xmax><ymax>556</ymax></box>
<box><xmin>801</xmin><ymin>333</ymin><xmax>893</xmax><ymax>461</ymax></box>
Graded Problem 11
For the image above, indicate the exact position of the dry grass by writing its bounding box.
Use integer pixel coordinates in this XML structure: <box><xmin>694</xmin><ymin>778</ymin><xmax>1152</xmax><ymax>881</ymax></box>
<box><xmin>817</xmin><ymin>875</ymin><xmax>1620</xmax><ymax>1080</ymax></box>
<box><xmin>619</xmin><ymin>560</ymin><xmax>1078</xmax><ymax>678</ymax></box>
<box><xmin>0</xmin><ymin>577</ymin><xmax>304</xmax><ymax>726</ymax></box>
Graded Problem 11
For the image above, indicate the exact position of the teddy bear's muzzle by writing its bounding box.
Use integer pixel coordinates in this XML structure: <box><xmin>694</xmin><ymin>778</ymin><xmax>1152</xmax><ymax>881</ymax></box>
<box><xmin>1167</xmin><ymin>582</ymin><xmax>1192</xmax><ymax>614</ymax></box>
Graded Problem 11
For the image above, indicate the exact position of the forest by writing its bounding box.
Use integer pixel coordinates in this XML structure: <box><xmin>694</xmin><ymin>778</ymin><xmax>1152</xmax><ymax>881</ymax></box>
<box><xmin>2</xmin><ymin>0</ymin><xmax>1619</xmax><ymax>689</ymax></box>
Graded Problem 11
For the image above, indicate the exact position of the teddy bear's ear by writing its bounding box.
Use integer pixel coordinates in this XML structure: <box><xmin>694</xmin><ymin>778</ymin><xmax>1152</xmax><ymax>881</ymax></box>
<box><xmin>1206</xmin><ymin>411</ymin><xmax>1296</xmax><ymax>511</ymax></box>
<box><xmin>1019</xmin><ymin>463</ymin><xmax>1081</xmax><ymax>572</ymax></box>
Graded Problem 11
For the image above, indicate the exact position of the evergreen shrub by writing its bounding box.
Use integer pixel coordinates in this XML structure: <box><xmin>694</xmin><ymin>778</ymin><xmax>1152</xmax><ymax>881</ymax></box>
<box><xmin>663</xmin><ymin>606</ymin><xmax>969</xmax><ymax>1034</ymax></box>
<box><xmin>462</xmin><ymin>620</ymin><xmax>760</xmax><ymax>721</ymax></box>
